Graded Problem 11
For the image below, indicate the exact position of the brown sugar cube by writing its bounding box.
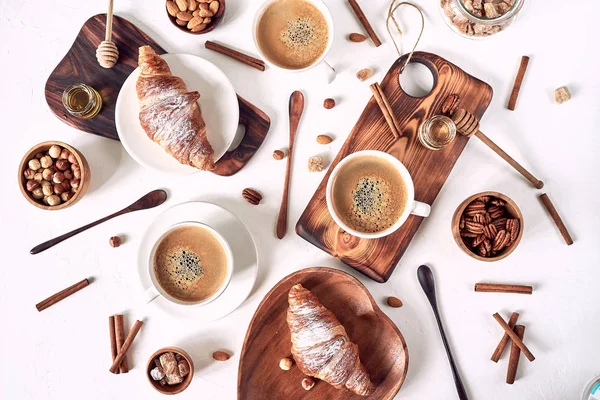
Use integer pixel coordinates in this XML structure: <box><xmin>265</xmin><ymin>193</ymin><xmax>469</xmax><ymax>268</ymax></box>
<box><xmin>554</xmin><ymin>86</ymin><xmax>571</xmax><ymax>104</ymax></box>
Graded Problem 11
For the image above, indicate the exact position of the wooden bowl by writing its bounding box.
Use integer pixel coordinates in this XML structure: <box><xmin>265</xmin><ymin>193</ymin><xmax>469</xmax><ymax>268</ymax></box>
<box><xmin>147</xmin><ymin>347</ymin><xmax>195</xmax><ymax>395</ymax></box>
<box><xmin>239</xmin><ymin>267</ymin><xmax>408</xmax><ymax>399</ymax></box>
<box><xmin>451</xmin><ymin>191</ymin><xmax>524</xmax><ymax>262</ymax></box>
<box><xmin>18</xmin><ymin>141</ymin><xmax>91</xmax><ymax>211</ymax></box>
<box><xmin>166</xmin><ymin>0</ymin><xmax>226</xmax><ymax>35</ymax></box>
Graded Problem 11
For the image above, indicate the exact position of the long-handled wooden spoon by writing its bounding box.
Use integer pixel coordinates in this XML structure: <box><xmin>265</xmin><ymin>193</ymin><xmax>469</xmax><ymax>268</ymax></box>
<box><xmin>276</xmin><ymin>91</ymin><xmax>305</xmax><ymax>239</ymax></box>
<box><xmin>452</xmin><ymin>109</ymin><xmax>544</xmax><ymax>189</ymax></box>
<box><xmin>30</xmin><ymin>189</ymin><xmax>167</xmax><ymax>255</ymax></box>
<box><xmin>418</xmin><ymin>265</ymin><xmax>469</xmax><ymax>400</ymax></box>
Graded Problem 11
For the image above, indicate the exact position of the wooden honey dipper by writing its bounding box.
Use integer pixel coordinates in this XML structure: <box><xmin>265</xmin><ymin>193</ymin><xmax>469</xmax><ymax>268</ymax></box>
<box><xmin>452</xmin><ymin>109</ymin><xmax>544</xmax><ymax>189</ymax></box>
<box><xmin>96</xmin><ymin>0</ymin><xmax>119</xmax><ymax>68</ymax></box>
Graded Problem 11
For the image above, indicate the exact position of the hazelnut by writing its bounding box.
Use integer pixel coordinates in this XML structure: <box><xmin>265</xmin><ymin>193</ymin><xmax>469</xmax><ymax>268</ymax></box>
<box><xmin>40</xmin><ymin>156</ymin><xmax>53</xmax><ymax>168</ymax></box>
<box><xmin>34</xmin><ymin>172</ymin><xmax>43</xmax><ymax>182</ymax></box>
<box><xmin>61</xmin><ymin>191</ymin><xmax>74</xmax><ymax>202</ymax></box>
<box><xmin>47</xmin><ymin>195</ymin><xmax>61</xmax><ymax>206</ymax></box>
<box><xmin>70</xmin><ymin>178</ymin><xmax>80</xmax><ymax>190</ymax></box>
<box><xmin>32</xmin><ymin>187</ymin><xmax>44</xmax><ymax>200</ymax></box>
<box><xmin>34</xmin><ymin>152</ymin><xmax>45</xmax><ymax>159</ymax></box>
<box><xmin>48</xmin><ymin>145</ymin><xmax>61</xmax><ymax>158</ymax></box>
<box><xmin>53</xmin><ymin>172</ymin><xmax>65</xmax><ymax>184</ymax></box>
<box><xmin>61</xmin><ymin>180</ymin><xmax>71</xmax><ymax>192</ymax></box>
<box><xmin>42</xmin><ymin>168</ymin><xmax>54</xmax><ymax>181</ymax></box>
<box><xmin>67</xmin><ymin>153</ymin><xmax>77</xmax><ymax>164</ymax></box>
<box><xmin>53</xmin><ymin>183</ymin><xmax>66</xmax><ymax>195</ymax></box>
<box><xmin>273</xmin><ymin>150</ymin><xmax>285</xmax><ymax>160</ymax></box>
<box><xmin>26</xmin><ymin>180</ymin><xmax>39</xmax><ymax>192</ymax></box>
<box><xmin>72</xmin><ymin>164</ymin><xmax>81</xmax><ymax>179</ymax></box>
<box><xmin>55</xmin><ymin>159</ymin><xmax>70</xmax><ymax>171</ymax></box>
<box><xmin>279</xmin><ymin>357</ymin><xmax>293</xmax><ymax>371</ymax></box>
<box><xmin>302</xmin><ymin>377</ymin><xmax>315</xmax><ymax>391</ymax></box>
<box><xmin>23</xmin><ymin>169</ymin><xmax>36</xmax><ymax>180</ymax></box>
<box><xmin>42</xmin><ymin>184</ymin><xmax>54</xmax><ymax>196</ymax></box>
<box><xmin>109</xmin><ymin>236</ymin><xmax>122</xmax><ymax>248</ymax></box>
<box><xmin>43</xmin><ymin>195</ymin><xmax>49</xmax><ymax>204</ymax></box>
<box><xmin>41</xmin><ymin>180</ymin><xmax>52</xmax><ymax>188</ymax></box>
<box><xmin>28</xmin><ymin>159</ymin><xmax>41</xmax><ymax>170</ymax></box>
<box><xmin>59</xmin><ymin>149</ymin><xmax>71</xmax><ymax>159</ymax></box>
<box><xmin>323</xmin><ymin>98</ymin><xmax>335</xmax><ymax>109</ymax></box>
<box><xmin>63</xmin><ymin>169</ymin><xmax>73</xmax><ymax>180</ymax></box>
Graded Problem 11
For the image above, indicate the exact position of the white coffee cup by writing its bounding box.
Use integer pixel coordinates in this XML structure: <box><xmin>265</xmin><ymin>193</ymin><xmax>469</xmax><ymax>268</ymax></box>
<box><xmin>326</xmin><ymin>150</ymin><xmax>431</xmax><ymax>239</ymax></box>
<box><xmin>252</xmin><ymin>0</ymin><xmax>336</xmax><ymax>80</ymax></box>
<box><xmin>145</xmin><ymin>221</ymin><xmax>234</xmax><ymax>306</ymax></box>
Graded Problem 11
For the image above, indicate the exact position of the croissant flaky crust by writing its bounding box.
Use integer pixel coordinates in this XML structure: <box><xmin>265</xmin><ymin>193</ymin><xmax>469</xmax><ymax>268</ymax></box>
<box><xmin>287</xmin><ymin>284</ymin><xmax>375</xmax><ymax>396</ymax></box>
<box><xmin>136</xmin><ymin>45</ymin><xmax>215</xmax><ymax>171</ymax></box>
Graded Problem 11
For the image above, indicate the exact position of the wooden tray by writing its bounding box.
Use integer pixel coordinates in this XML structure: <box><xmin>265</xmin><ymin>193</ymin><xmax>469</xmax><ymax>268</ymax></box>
<box><xmin>238</xmin><ymin>267</ymin><xmax>408</xmax><ymax>400</ymax></box>
<box><xmin>44</xmin><ymin>14</ymin><xmax>270</xmax><ymax>176</ymax></box>
<box><xmin>296</xmin><ymin>52</ymin><xmax>492</xmax><ymax>282</ymax></box>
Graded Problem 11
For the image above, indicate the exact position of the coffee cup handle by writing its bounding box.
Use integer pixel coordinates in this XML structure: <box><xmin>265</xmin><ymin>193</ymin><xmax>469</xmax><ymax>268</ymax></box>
<box><xmin>144</xmin><ymin>286</ymin><xmax>160</xmax><ymax>304</ymax></box>
<box><xmin>411</xmin><ymin>201</ymin><xmax>431</xmax><ymax>217</ymax></box>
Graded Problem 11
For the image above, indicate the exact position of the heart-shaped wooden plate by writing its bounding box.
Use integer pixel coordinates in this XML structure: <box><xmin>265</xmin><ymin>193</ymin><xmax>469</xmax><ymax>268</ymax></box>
<box><xmin>238</xmin><ymin>267</ymin><xmax>408</xmax><ymax>399</ymax></box>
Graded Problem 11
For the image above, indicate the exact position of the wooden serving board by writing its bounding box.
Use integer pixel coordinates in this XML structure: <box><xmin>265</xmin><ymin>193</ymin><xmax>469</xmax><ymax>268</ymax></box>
<box><xmin>44</xmin><ymin>14</ymin><xmax>270</xmax><ymax>176</ymax></box>
<box><xmin>238</xmin><ymin>267</ymin><xmax>408</xmax><ymax>400</ymax></box>
<box><xmin>296</xmin><ymin>52</ymin><xmax>493</xmax><ymax>282</ymax></box>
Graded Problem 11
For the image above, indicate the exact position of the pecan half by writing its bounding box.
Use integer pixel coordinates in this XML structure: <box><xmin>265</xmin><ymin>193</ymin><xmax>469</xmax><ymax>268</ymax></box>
<box><xmin>242</xmin><ymin>188</ymin><xmax>262</xmax><ymax>205</ymax></box>
<box><xmin>465</xmin><ymin>221</ymin><xmax>485</xmax><ymax>234</ymax></box>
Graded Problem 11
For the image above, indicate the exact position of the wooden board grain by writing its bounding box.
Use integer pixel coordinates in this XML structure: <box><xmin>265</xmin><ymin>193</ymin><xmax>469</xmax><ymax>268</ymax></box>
<box><xmin>296</xmin><ymin>52</ymin><xmax>493</xmax><ymax>282</ymax></box>
<box><xmin>45</xmin><ymin>14</ymin><xmax>270</xmax><ymax>176</ymax></box>
<box><xmin>238</xmin><ymin>267</ymin><xmax>408</xmax><ymax>400</ymax></box>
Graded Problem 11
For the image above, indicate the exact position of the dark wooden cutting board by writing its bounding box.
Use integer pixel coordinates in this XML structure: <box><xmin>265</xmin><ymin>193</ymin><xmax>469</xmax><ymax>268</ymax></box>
<box><xmin>44</xmin><ymin>14</ymin><xmax>270</xmax><ymax>176</ymax></box>
<box><xmin>296</xmin><ymin>52</ymin><xmax>493</xmax><ymax>282</ymax></box>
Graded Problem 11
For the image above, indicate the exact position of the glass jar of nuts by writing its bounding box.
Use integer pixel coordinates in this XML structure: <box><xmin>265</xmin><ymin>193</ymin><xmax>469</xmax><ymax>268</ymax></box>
<box><xmin>440</xmin><ymin>0</ymin><xmax>525</xmax><ymax>39</ymax></box>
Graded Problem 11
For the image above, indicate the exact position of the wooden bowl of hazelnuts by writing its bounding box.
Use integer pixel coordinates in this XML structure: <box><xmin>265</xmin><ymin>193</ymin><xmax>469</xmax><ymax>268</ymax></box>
<box><xmin>18</xmin><ymin>141</ymin><xmax>90</xmax><ymax>210</ymax></box>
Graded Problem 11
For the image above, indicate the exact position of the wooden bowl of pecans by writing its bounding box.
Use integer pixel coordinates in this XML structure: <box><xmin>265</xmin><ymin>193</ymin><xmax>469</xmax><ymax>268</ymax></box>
<box><xmin>18</xmin><ymin>141</ymin><xmax>91</xmax><ymax>210</ymax></box>
<box><xmin>451</xmin><ymin>191</ymin><xmax>523</xmax><ymax>262</ymax></box>
<box><xmin>166</xmin><ymin>0</ymin><xmax>225</xmax><ymax>34</ymax></box>
<box><xmin>147</xmin><ymin>347</ymin><xmax>194</xmax><ymax>395</ymax></box>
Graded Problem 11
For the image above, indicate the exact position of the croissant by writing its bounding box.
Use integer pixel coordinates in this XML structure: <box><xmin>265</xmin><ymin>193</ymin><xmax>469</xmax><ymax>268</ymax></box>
<box><xmin>287</xmin><ymin>284</ymin><xmax>375</xmax><ymax>396</ymax></box>
<box><xmin>136</xmin><ymin>45</ymin><xmax>215</xmax><ymax>170</ymax></box>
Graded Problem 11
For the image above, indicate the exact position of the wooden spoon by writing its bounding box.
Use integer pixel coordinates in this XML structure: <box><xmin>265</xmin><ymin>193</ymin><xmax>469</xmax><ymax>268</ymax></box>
<box><xmin>276</xmin><ymin>91</ymin><xmax>305</xmax><ymax>239</ymax></box>
<box><xmin>418</xmin><ymin>265</ymin><xmax>469</xmax><ymax>400</ymax></box>
<box><xmin>30</xmin><ymin>189</ymin><xmax>167</xmax><ymax>255</ymax></box>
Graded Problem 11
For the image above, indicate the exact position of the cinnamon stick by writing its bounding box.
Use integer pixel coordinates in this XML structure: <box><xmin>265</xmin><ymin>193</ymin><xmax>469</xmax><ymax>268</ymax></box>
<box><xmin>507</xmin><ymin>56</ymin><xmax>530</xmax><ymax>110</ymax></box>
<box><xmin>492</xmin><ymin>313</ymin><xmax>534</xmax><ymax>362</ymax></box>
<box><xmin>539</xmin><ymin>193</ymin><xmax>574</xmax><ymax>245</ymax></box>
<box><xmin>108</xmin><ymin>316</ymin><xmax>119</xmax><ymax>375</ymax></box>
<box><xmin>475</xmin><ymin>283</ymin><xmax>532</xmax><ymax>295</ymax></box>
<box><xmin>36</xmin><ymin>278</ymin><xmax>90</xmax><ymax>312</ymax></box>
<box><xmin>348</xmin><ymin>0</ymin><xmax>382</xmax><ymax>47</ymax></box>
<box><xmin>491</xmin><ymin>312</ymin><xmax>519</xmax><ymax>362</ymax></box>
<box><xmin>205</xmin><ymin>41</ymin><xmax>265</xmax><ymax>71</ymax></box>
<box><xmin>370</xmin><ymin>83</ymin><xmax>401</xmax><ymax>139</ymax></box>
<box><xmin>109</xmin><ymin>320</ymin><xmax>144</xmax><ymax>374</ymax></box>
<box><xmin>506</xmin><ymin>325</ymin><xmax>526</xmax><ymax>384</ymax></box>
<box><xmin>114</xmin><ymin>315</ymin><xmax>129</xmax><ymax>373</ymax></box>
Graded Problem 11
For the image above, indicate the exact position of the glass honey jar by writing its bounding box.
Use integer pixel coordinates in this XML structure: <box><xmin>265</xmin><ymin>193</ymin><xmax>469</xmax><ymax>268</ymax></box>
<box><xmin>62</xmin><ymin>83</ymin><xmax>102</xmax><ymax>119</ymax></box>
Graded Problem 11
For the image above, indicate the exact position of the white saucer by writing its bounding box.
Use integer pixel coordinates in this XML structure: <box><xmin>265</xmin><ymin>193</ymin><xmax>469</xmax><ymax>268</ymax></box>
<box><xmin>137</xmin><ymin>202</ymin><xmax>258</xmax><ymax>320</ymax></box>
<box><xmin>116</xmin><ymin>53</ymin><xmax>239</xmax><ymax>175</ymax></box>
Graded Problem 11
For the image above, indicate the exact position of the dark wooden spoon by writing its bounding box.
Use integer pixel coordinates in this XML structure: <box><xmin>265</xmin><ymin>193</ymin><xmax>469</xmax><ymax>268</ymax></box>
<box><xmin>30</xmin><ymin>189</ymin><xmax>168</xmax><ymax>255</ymax></box>
<box><xmin>276</xmin><ymin>91</ymin><xmax>305</xmax><ymax>239</ymax></box>
<box><xmin>417</xmin><ymin>265</ymin><xmax>469</xmax><ymax>400</ymax></box>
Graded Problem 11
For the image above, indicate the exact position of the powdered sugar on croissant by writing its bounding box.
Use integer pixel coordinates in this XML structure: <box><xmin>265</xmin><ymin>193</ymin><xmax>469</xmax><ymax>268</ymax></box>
<box><xmin>287</xmin><ymin>284</ymin><xmax>375</xmax><ymax>396</ymax></box>
<box><xmin>136</xmin><ymin>46</ymin><xmax>215</xmax><ymax>171</ymax></box>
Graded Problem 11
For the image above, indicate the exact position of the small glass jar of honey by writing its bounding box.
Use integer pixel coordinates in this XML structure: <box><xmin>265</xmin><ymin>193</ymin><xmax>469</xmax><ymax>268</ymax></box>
<box><xmin>418</xmin><ymin>115</ymin><xmax>457</xmax><ymax>151</ymax></box>
<box><xmin>61</xmin><ymin>84</ymin><xmax>102</xmax><ymax>119</ymax></box>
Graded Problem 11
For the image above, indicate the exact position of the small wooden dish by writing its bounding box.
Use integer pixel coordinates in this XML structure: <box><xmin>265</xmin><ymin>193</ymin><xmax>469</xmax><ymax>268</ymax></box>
<box><xmin>146</xmin><ymin>347</ymin><xmax>195</xmax><ymax>395</ymax></box>
<box><xmin>238</xmin><ymin>267</ymin><xmax>408</xmax><ymax>399</ymax></box>
<box><xmin>166</xmin><ymin>0</ymin><xmax>226</xmax><ymax>35</ymax></box>
<box><xmin>451</xmin><ymin>191</ymin><xmax>524</xmax><ymax>262</ymax></box>
<box><xmin>18</xmin><ymin>141</ymin><xmax>91</xmax><ymax>211</ymax></box>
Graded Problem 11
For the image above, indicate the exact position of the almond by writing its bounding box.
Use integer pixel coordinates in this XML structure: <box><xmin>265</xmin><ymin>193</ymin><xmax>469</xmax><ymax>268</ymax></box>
<box><xmin>209</xmin><ymin>0</ymin><xmax>220</xmax><ymax>14</ymax></box>
<box><xmin>323</xmin><ymin>98</ymin><xmax>335</xmax><ymax>109</ymax></box>
<box><xmin>203</xmin><ymin>17</ymin><xmax>212</xmax><ymax>24</ymax></box>
<box><xmin>386</xmin><ymin>296</ymin><xmax>403</xmax><ymax>308</ymax></box>
<box><xmin>187</xmin><ymin>16</ymin><xmax>203</xmax><ymax>29</ymax></box>
<box><xmin>175</xmin><ymin>0</ymin><xmax>188</xmax><ymax>11</ymax></box>
<box><xmin>166</xmin><ymin>1</ymin><xmax>179</xmax><ymax>16</ymax></box>
<box><xmin>348</xmin><ymin>33</ymin><xmax>367</xmax><ymax>42</ymax></box>
<box><xmin>177</xmin><ymin>11</ymin><xmax>193</xmax><ymax>21</ymax></box>
<box><xmin>198</xmin><ymin>7</ymin><xmax>213</xmax><ymax>17</ymax></box>
<box><xmin>175</xmin><ymin>18</ymin><xmax>187</xmax><ymax>26</ymax></box>
<box><xmin>193</xmin><ymin>9</ymin><xmax>200</xmax><ymax>16</ymax></box>
<box><xmin>188</xmin><ymin>0</ymin><xmax>197</xmax><ymax>10</ymax></box>
<box><xmin>316</xmin><ymin>134</ymin><xmax>333</xmax><ymax>144</ymax></box>
<box><xmin>191</xmin><ymin>23</ymin><xmax>207</xmax><ymax>32</ymax></box>
<box><xmin>273</xmin><ymin>150</ymin><xmax>285</xmax><ymax>160</ymax></box>
<box><xmin>212</xmin><ymin>351</ymin><xmax>230</xmax><ymax>361</ymax></box>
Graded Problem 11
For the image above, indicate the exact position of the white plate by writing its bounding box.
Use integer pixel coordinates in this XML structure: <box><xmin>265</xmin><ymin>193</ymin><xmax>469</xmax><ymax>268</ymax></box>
<box><xmin>116</xmin><ymin>53</ymin><xmax>239</xmax><ymax>174</ymax></box>
<box><xmin>137</xmin><ymin>202</ymin><xmax>258</xmax><ymax>320</ymax></box>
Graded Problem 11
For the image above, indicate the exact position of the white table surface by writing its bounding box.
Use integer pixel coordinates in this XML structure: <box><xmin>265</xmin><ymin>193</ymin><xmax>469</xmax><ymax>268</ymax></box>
<box><xmin>1</xmin><ymin>0</ymin><xmax>599</xmax><ymax>399</ymax></box>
